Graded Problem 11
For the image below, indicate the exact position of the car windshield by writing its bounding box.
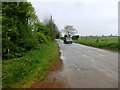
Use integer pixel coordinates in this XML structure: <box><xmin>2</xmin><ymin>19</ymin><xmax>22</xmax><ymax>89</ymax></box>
<box><xmin>66</xmin><ymin>37</ymin><xmax>72</xmax><ymax>41</ymax></box>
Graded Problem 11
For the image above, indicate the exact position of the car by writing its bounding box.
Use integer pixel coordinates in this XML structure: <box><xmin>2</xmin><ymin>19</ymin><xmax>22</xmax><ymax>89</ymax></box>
<box><xmin>64</xmin><ymin>37</ymin><xmax>73</xmax><ymax>44</ymax></box>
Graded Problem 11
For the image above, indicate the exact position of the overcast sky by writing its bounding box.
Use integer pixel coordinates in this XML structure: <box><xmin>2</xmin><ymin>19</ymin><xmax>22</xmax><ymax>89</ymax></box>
<box><xmin>28</xmin><ymin>0</ymin><xmax>119</xmax><ymax>36</ymax></box>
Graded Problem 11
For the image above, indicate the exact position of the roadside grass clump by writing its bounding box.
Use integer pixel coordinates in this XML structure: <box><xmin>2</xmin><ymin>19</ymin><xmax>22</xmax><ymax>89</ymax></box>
<box><xmin>2</xmin><ymin>41</ymin><xmax>60</xmax><ymax>88</ymax></box>
<box><xmin>74</xmin><ymin>37</ymin><xmax>119</xmax><ymax>51</ymax></box>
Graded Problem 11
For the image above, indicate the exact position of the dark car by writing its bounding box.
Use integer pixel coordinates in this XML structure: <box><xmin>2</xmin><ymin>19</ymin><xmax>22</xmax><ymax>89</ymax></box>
<box><xmin>64</xmin><ymin>37</ymin><xmax>73</xmax><ymax>44</ymax></box>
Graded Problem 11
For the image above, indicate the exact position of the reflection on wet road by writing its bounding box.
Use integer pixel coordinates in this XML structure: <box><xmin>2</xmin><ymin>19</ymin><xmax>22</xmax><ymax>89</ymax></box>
<box><xmin>56</xmin><ymin>39</ymin><xmax>118</xmax><ymax>88</ymax></box>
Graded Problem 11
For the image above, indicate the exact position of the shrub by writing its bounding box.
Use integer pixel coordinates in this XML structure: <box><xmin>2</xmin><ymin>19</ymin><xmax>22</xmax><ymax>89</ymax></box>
<box><xmin>22</xmin><ymin>38</ymin><xmax>38</xmax><ymax>51</ymax></box>
<box><xmin>37</xmin><ymin>32</ymin><xmax>48</xmax><ymax>43</ymax></box>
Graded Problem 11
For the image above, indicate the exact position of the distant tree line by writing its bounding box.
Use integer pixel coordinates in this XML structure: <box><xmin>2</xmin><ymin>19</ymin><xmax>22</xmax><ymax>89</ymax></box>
<box><xmin>2</xmin><ymin>2</ymin><xmax>60</xmax><ymax>60</ymax></box>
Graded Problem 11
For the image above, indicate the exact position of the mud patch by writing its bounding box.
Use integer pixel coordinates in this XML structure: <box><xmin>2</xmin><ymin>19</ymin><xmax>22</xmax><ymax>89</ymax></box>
<box><xmin>49</xmin><ymin>58</ymin><xmax>63</xmax><ymax>72</ymax></box>
<box><xmin>31</xmin><ymin>81</ymin><xmax>64</xmax><ymax>88</ymax></box>
<box><xmin>31</xmin><ymin>59</ymin><xmax>65</xmax><ymax>88</ymax></box>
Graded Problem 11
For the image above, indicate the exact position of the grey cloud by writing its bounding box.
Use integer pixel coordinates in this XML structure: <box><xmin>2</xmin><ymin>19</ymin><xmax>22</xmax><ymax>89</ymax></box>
<box><xmin>29</xmin><ymin>0</ymin><xmax>118</xmax><ymax>36</ymax></box>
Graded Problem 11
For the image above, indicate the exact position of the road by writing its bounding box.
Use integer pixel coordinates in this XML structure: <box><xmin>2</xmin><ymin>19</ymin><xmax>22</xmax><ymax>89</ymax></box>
<box><xmin>56</xmin><ymin>39</ymin><xmax>118</xmax><ymax>88</ymax></box>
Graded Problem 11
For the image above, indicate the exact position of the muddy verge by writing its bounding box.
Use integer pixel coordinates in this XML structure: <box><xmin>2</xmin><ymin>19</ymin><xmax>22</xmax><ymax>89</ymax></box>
<box><xmin>31</xmin><ymin>46</ymin><xmax>65</xmax><ymax>88</ymax></box>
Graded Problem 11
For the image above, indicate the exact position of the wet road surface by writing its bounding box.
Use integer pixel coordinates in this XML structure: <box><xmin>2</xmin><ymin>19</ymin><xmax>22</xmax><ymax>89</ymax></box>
<box><xmin>56</xmin><ymin>39</ymin><xmax>118</xmax><ymax>88</ymax></box>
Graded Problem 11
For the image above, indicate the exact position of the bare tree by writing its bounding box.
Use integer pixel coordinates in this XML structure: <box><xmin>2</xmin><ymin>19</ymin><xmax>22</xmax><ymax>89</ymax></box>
<box><xmin>62</xmin><ymin>25</ymin><xmax>77</xmax><ymax>37</ymax></box>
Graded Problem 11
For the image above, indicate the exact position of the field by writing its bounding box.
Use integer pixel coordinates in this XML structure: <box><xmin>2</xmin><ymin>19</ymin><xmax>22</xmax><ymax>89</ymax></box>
<box><xmin>74</xmin><ymin>36</ymin><xmax>119</xmax><ymax>52</ymax></box>
<box><xmin>2</xmin><ymin>41</ymin><xmax>60</xmax><ymax>88</ymax></box>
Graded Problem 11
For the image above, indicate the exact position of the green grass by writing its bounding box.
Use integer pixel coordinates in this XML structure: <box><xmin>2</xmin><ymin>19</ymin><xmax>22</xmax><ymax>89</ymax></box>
<box><xmin>2</xmin><ymin>41</ymin><xmax>60</xmax><ymax>88</ymax></box>
<box><xmin>74</xmin><ymin>37</ymin><xmax>120</xmax><ymax>52</ymax></box>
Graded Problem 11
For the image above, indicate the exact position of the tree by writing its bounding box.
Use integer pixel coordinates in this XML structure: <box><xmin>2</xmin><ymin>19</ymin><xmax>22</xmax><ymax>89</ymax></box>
<box><xmin>45</xmin><ymin>15</ymin><xmax>60</xmax><ymax>40</ymax></box>
<box><xmin>2</xmin><ymin>2</ymin><xmax>39</xmax><ymax>59</ymax></box>
<box><xmin>2</xmin><ymin>2</ymin><xmax>59</xmax><ymax>60</ymax></box>
<box><xmin>72</xmin><ymin>35</ymin><xmax>79</xmax><ymax>40</ymax></box>
<box><xmin>62</xmin><ymin>25</ymin><xmax>77</xmax><ymax>37</ymax></box>
<box><xmin>64</xmin><ymin>34</ymin><xmax>67</xmax><ymax>38</ymax></box>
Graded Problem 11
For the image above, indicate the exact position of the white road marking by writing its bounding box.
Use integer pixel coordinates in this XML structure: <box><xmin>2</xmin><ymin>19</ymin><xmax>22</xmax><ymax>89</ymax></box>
<box><xmin>73</xmin><ymin>64</ymin><xmax>80</xmax><ymax>71</ymax></box>
<box><xmin>97</xmin><ymin>53</ymin><xmax>104</xmax><ymax>57</ymax></box>
<box><xmin>61</xmin><ymin>55</ymin><xmax>66</xmax><ymax>60</ymax></box>
<box><xmin>60</xmin><ymin>50</ymin><xmax>62</xmax><ymax>53</ymax></box>
<box><xmin>77</xmin><ymin>68</ymin><xmax>80</xmax><ymax>71</ymax></box>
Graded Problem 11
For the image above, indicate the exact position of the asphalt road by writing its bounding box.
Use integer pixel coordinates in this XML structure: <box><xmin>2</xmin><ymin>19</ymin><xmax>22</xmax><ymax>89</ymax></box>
<box><xmin>56</xmin><ymin>39</ymin><xmax>118</xmax><ymax>88</ymax></box>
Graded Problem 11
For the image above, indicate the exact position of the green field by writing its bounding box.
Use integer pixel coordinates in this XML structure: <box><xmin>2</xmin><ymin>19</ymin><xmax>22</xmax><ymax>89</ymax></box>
<box><xmin>2</xmin><ymin>41</ymin><xmax>60</xmax><ymax>88</ymax></box>
<box><xmin>74</xmin><ymin>37</ymin><xmax>119</xmax><ymax>52</ymax></box>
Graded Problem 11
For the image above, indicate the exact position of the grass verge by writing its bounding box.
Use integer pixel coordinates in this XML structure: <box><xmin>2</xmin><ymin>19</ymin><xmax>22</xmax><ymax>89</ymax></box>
<box><xmin>74</xmin><ymin>37</ymin><xmax>120</xmax><ymax>52</ymax></box>
<box><xmin>2</xmin><ymin>41</ymin><xmax>60</xmax><ymax>88</ymax></box>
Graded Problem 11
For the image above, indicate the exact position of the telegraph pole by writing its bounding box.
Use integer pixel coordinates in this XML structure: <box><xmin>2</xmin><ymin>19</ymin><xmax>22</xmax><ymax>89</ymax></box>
<box><xmin>50</xmin><ymin>15</ymin><xmax>53</xmax><ymax>40</ymax></box>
